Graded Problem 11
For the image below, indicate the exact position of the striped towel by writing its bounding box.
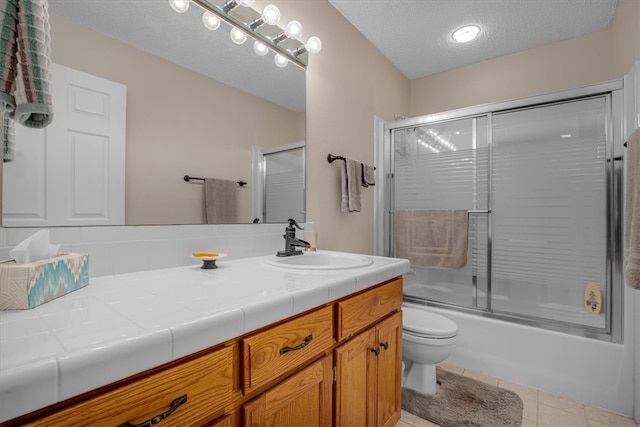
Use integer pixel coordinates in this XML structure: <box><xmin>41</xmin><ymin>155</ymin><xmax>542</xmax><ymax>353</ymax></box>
<box><xmin>2</xmin><ymin>112</ymin><xmax>15</xmax><ymax>162</ymax></box>
<box><xmin>0</xmin><ymin>0</ymin><xmax>20</xmax><ymax>116</ymax></box>
<box><xmin>0</xmin><ymin>0</ymin><xmax>53</xmax><ymax>128</ymax></box>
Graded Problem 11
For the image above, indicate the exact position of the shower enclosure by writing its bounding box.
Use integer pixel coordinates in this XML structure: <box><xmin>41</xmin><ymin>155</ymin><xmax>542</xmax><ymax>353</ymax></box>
<box><xmin>251</xmin><ymin>142</ymin><xmax>305</xmax><ymax>224</ymax></box>
<box><xmin>378</xmin><ymin>81</ymin><xmax>624</xmax><ymax>342</ymax></box>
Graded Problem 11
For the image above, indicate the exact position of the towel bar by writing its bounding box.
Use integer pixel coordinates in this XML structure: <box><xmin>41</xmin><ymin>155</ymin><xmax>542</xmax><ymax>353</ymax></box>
<box><xmin>327</xmin><ymin>154</ymin><xmax>376</xmax><ymax>169</ymax></box>
<box><xmin>183</xmin><ymin>175</ymin><xmax>247</xmax><ymax>187</ymax></box>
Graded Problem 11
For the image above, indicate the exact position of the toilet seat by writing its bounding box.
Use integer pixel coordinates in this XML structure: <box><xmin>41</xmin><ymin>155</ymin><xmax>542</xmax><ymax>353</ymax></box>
<box><xmin>403</xmin><ymin>307</ymin><xmax>458</xmax><ymax>339</ymax></box>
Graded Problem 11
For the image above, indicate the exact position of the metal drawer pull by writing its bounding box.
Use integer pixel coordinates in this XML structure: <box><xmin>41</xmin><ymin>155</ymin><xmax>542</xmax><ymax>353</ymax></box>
<box><xmin>119</xmin><ymin>394</ymin><xmax>188</xmax><ymax>427</ymax></box>
<box><xmin>380</xmin><ymin>341</ymin><xmax>389</xmax><ymax>350</ymax></box>
<box><xmin>371</xmin><ymin>347</ymin><xmax>381</xmax><ymax>356</ymax></box>
<box><xmin>280</xmin><ymin>334</ymin><xmax>313</xmax><ymax>355</ymax></box>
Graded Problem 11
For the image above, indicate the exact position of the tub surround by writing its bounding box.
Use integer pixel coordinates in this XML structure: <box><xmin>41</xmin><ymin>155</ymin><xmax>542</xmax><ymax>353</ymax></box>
<box><xmin>0</xmin><ymin>250</ymin><xmax>410</xmax><ymax>423</ymax></box>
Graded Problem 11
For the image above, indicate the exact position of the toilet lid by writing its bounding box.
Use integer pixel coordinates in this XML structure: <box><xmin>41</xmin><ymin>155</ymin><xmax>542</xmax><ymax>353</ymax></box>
<box><xmin>403</xmin><ymin>307</ymin><xmax>458</xmax><ymax>338</ymax></box>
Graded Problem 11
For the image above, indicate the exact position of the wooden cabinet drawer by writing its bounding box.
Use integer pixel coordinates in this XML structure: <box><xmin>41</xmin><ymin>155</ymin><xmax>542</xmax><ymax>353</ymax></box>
<box><xmin>26</xmin><ymin>346</ymin><xmax>234</xmax><ymax>427</ymax></box>
<box><xmin>242</xmin><ymin>305</ymin><xmax>334</xmax><ymax>394</ymax></box>
<box><xmin>336</xmin><ymin>278</ymin><xmax>403</xmax><ymax>341</ymax></box>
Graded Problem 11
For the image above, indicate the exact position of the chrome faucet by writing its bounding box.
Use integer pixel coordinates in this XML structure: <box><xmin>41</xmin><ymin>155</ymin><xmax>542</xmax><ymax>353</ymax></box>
<box><xmin>277</xmin><ymin>218</ymin><xmax>310</xmax><ymax>257</ymax></box>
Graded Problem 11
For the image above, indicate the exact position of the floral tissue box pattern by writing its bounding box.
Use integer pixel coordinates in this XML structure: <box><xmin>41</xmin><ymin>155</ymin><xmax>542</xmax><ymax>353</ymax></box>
<box><xmin>0</xmin><ymin>253</ymin><xmax>89</xmax><ymax>310</ymax></box>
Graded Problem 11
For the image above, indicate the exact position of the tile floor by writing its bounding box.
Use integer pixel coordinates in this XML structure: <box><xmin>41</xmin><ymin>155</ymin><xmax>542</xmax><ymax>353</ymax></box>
<box><xmin>396</xmin><ymin>363</ymin><xmax>638</xmax><ymax>427</ymax></box>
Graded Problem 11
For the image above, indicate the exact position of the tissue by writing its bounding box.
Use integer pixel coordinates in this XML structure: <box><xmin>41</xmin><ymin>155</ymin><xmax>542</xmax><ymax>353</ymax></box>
<box><xmin>9</xmin><ymin>230</ymin><xmax>60</xmax><ymax>264</ymax></box>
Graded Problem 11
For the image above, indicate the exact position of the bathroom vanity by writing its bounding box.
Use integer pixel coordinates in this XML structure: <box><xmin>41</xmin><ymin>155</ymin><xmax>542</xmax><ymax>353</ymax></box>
<box><xmin>0</xmin><ymin>251</ymin><xmax>409</xmax><ymax>426</ymax></box>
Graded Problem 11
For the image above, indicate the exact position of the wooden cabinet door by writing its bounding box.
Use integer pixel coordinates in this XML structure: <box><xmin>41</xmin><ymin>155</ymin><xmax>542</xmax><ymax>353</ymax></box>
<box><xmin>375</xmin><ymin>312</ymin><xmax>403</xmax><ymax>427</ymax></box>
<box><xmin>243</xmin><ymin>355</ymin><xmax>332</xmax><ymax>427</ymax></box>
<box><xmin>335</xmin><ymin>311</ymin><xmax>402</xmax><ymax>427</ymax></box>
<box><xmin>333</xmin><ymin>327</ymin><xmax>377</xmax><ymax>427</ymax></box>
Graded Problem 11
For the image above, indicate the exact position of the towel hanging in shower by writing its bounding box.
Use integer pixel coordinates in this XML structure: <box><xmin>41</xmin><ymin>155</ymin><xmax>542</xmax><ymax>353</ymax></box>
<box><xmin>395</xmin><ymin>210</ymin><xmax>468</xmax><ymax>269</ymax></box>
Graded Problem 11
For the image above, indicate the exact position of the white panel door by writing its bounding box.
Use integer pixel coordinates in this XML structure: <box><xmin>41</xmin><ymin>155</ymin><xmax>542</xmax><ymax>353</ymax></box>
<box><xmin>1</xmin><ymin>126</ymin><xmax>47</xmax><ymax>225</ymax></box>
<box><xmin>3</xmin><ymin>63</ymin><xmax>126</xmax><ymax>226</ymax></box>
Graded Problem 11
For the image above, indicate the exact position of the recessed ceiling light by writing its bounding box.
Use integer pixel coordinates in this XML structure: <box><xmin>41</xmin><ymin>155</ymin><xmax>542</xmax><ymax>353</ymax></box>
<box><xmin>452</xmin><ymin>25</ymin><xmax>480</xmax><ymax>43</ymax></box>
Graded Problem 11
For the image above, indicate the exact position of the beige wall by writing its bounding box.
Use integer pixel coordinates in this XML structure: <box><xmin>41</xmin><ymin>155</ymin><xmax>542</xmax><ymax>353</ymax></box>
<box><xmin>50</xmin><ymin>15</ymin><xmax>303</xmax><ymax>225</ymax></box>
<box><xmin>289</xmin><ymin>0</ymin><xmax>638</xmax><ymax>255</ymax></box>
<box><xmin>410</xmin><ymin>0</ymin><xmax>640</xmax><ymax>116</ymax></box>
<box><xmin>281</xmin><ymin>1</ymin><xmax>411</xmax><ymax>254</ymax></box>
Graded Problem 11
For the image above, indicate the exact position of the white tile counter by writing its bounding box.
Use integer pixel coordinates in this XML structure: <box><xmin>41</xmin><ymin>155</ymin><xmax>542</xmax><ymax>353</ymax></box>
<box><xmin>0</xmin><ymin>251</ymin><xmax>409</xmax><ymax>423</ymax></box>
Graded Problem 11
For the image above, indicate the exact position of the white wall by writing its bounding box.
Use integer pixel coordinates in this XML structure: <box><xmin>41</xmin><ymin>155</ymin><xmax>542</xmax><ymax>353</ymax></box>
<box><xmin>0</xmin><ymin>223</ymin><xmax>308</xmax><ymax>277</ymax></box>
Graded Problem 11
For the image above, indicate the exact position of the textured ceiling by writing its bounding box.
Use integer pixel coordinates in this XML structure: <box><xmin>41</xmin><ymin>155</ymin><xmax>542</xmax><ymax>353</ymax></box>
<box><xmin>48</xmin><ymin>0</ymin><xmax>619</xmax><ymax>112</ymax></box>
<box><xmin>329</xmin><ymin>0</ymin><xmax>619</xmax><ymax>80</ymax></box>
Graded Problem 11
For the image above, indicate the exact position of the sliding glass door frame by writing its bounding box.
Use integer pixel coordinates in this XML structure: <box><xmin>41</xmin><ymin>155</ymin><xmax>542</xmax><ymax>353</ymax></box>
<box><xmin>378</xmin><ymin>80</ymin><xmax>624</xmax><ymax>343</ymax></box>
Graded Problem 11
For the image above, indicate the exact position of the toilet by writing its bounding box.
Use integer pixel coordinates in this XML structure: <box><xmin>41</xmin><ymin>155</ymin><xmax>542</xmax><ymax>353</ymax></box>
<box><xmin>402</xmin><ymin>305</ymin><xmax>458</xmax><ymax>395</ymax></box>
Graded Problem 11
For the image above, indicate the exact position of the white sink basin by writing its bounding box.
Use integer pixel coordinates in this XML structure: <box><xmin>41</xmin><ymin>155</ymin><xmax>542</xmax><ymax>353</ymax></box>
<box><xmin>263</xmin><ymin>251</ymin><xmax>373</xmax><ymax>270</ymax></box>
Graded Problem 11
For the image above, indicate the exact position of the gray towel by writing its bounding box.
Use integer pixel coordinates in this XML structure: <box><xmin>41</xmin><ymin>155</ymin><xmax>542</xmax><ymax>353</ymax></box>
<box><xmin>340</xmin><ymin>158</ymin><xmax>362</xmax><ymax>212</ymax></box>
<box><xmin>624</xmin><ymin>128</ymin><xmax>640</xmax><ymax>289</ymax></box>
<box><xmin>0</xmin><ymin>0</ymin><xmax>53</xmax><ymax>127</ymax></box>
<box><xmin>2</xmin><ymin>112</ymin><xmax>15</xmax><ymax>162</ymax></box>
<box><xmin>395</xmin><ymin>210</ymin><xmax>468</xmax><ymax>269</ymax></box>
<box><xmin>203</xmin><ymin>178</ymin><xmax>237</xmax><ymax>224</ymax></box>
<box><xmin>361</xmin><ymin>163</ymin><xmax>375</xmax><ymax>187</ymax></box>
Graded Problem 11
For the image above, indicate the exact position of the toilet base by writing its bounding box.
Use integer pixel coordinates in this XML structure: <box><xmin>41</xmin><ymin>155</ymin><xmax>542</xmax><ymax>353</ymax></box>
<box><xmin>403</xmin><ymin>362</ymin><xmax>437</xmax><ymax>395</ymax></box>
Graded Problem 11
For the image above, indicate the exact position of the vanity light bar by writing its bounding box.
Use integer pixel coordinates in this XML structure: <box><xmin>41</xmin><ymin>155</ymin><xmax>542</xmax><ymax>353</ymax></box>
<box><xmin>189</xmin><ymin>0</ymin><xmax>313</xmax><ymax>69</ymax></box>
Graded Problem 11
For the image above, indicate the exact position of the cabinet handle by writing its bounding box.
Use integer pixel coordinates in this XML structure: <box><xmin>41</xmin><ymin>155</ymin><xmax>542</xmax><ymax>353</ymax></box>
<box><xmin>380</xmin><ymin>341</ymin><xmax>389</xmax><ymax>350</ymax></box>
<box><xmin>280</xmin><ymin>334</ymin><xmax>313</xmax><ymax>355</ymax></box>
<box><xmin>118</xmin><ymin>394</ymin><xmax>188</xmax><ymax>427</ymax></box>
<box><xmin>371</xmin><ymin>347</ymin><xmax>381</xmax><ymax>356</ymax></box>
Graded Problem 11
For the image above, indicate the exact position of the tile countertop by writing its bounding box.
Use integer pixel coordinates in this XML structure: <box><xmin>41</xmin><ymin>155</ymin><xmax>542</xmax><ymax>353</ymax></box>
<box><xmin>0</xmin><ymin>250</ymin><xmax>410</xmax><ymax>423</ymax></box>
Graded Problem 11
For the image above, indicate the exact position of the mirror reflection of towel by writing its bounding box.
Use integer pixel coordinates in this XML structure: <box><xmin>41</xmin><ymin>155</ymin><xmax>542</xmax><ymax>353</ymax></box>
<box><xmin>395</xmin><ymin>210</ymin><xmax>468</xmax><ymax>269</ymax></box>
<box><xmin>2</xmin><ymin>113</ymin><xmax>14</xmax><ymax>162</ymax></box>
<box><xmin>203</xmin><ymin>178</ymin><xmax>237</xmax><ymax>224</ymax></box>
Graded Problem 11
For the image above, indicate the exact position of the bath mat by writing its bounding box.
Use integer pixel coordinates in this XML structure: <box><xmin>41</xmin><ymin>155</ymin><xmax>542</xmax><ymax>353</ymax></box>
<box><xmin>402</xmin><ymin>367</ymin><xmax>523</xmax><ymax>427</ymax></box>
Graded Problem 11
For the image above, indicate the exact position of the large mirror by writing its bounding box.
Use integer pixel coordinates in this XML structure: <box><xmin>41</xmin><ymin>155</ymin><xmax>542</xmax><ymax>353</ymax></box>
<box><xmin>2</xmin><ymin>0</ymin><xmax>306</xmax><ymax>227</ymax></box>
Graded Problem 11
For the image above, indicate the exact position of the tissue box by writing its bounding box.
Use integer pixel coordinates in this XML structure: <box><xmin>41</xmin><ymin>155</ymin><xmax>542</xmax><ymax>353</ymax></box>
<box><xmin>0</xmin><ymin>253</ymin><xmax>89</xmax><ymax>310</ymax></box>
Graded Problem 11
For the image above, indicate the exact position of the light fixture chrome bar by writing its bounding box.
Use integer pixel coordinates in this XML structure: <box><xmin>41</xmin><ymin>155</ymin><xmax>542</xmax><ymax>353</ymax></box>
<box><xmin>191</xmin><ymin>0</ymin><xmax>308</xmax><ymax>69</ymax></box>
<box><xmin>272</xmin><ymin>32</ymin><xmax>287</xmax><ymax>44</ymax></box>
<box><xmin>249</xmin><ymin>17</ymin><xmax>265</xmax><ymax>30</ymax></box>
<box><xmin>221</xmin><ymin>0</ymin><xmax>238</xmax><ymax>13</ymax></box>
<box><xmin>292</xmin><ymin>46</ymin><xmax>307</xmax><ymax>57</ymax></box>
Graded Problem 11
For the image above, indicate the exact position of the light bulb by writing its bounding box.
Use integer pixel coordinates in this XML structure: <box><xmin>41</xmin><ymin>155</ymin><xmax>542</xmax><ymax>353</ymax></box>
<box><xmin>230</xmin><ymin>27</ymin><xmax>247</xmax><ymax>45</ymax></box>
<box><xmin>261</xmin><ymin>5</ymin><xmax>281</xmax><ymax>25</ymax></box>
<box><xmin>238</xmin><ymin>0</ymin><xmax>254</xmax><ymax>5</ymax></box>
<box><xmin>284</xmin><ymin>21</ymin><xmax>303</xmax><ymax>39</ymax></box>
<box><xmin>305</xmin><ymin>36</ymin><xmax>322</xmax><ymax>54</ymax></box>
<box><xmin>452</xmin><ymin>25</ymin><xmax>480</xmax><ymax>43</ymax></box>
<box><xmin>253</xmin><ymin>41</ymin><xmax>269</xmax><ymax>56</ymax></box>
<box><xmin>202</xmin><ymin>12</ymin><xmax>221</xmax><ymax>30</ymax></box>
<box><xmin>274</xmin><ymin>54</ymin><xmax>288</xmax><ymax>68</ymax></box>
<box><xmin>169</xmin><ymin>0</ymin><xmax>189</xmax><ymax>13</ymax></box>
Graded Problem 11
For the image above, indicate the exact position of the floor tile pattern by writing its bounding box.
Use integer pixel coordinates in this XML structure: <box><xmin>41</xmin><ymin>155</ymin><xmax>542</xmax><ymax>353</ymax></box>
<box><xmin>396</xmin><ymin>363</ymin><xmax>637</xmax><ymax>427</ymax></box>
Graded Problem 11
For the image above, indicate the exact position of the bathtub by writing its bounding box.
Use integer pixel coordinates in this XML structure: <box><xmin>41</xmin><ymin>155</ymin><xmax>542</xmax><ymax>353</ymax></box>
<box><xmin>403</xmin><ymin>300</ymin><xmax>636</xmax><ymax>417</ymax></box>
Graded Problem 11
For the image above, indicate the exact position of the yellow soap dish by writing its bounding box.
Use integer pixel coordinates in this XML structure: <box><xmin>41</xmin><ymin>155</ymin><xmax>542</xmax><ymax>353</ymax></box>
<box><xmin>191</xmin><ymin>252</ymin><xmax>227</xmax><ymax>269</ymax></box>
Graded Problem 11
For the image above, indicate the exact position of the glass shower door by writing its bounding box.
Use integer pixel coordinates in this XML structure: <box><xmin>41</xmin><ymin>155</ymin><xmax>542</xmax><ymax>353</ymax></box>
<box><xmin>393</xmin><ymin>117</ymin><xmax>489</xmax><ymax>309</ymax></box>
<box><xmin>490</xmin><ymin>97</ymin><xmax>609</xmax><ymax>328</ymax></box>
